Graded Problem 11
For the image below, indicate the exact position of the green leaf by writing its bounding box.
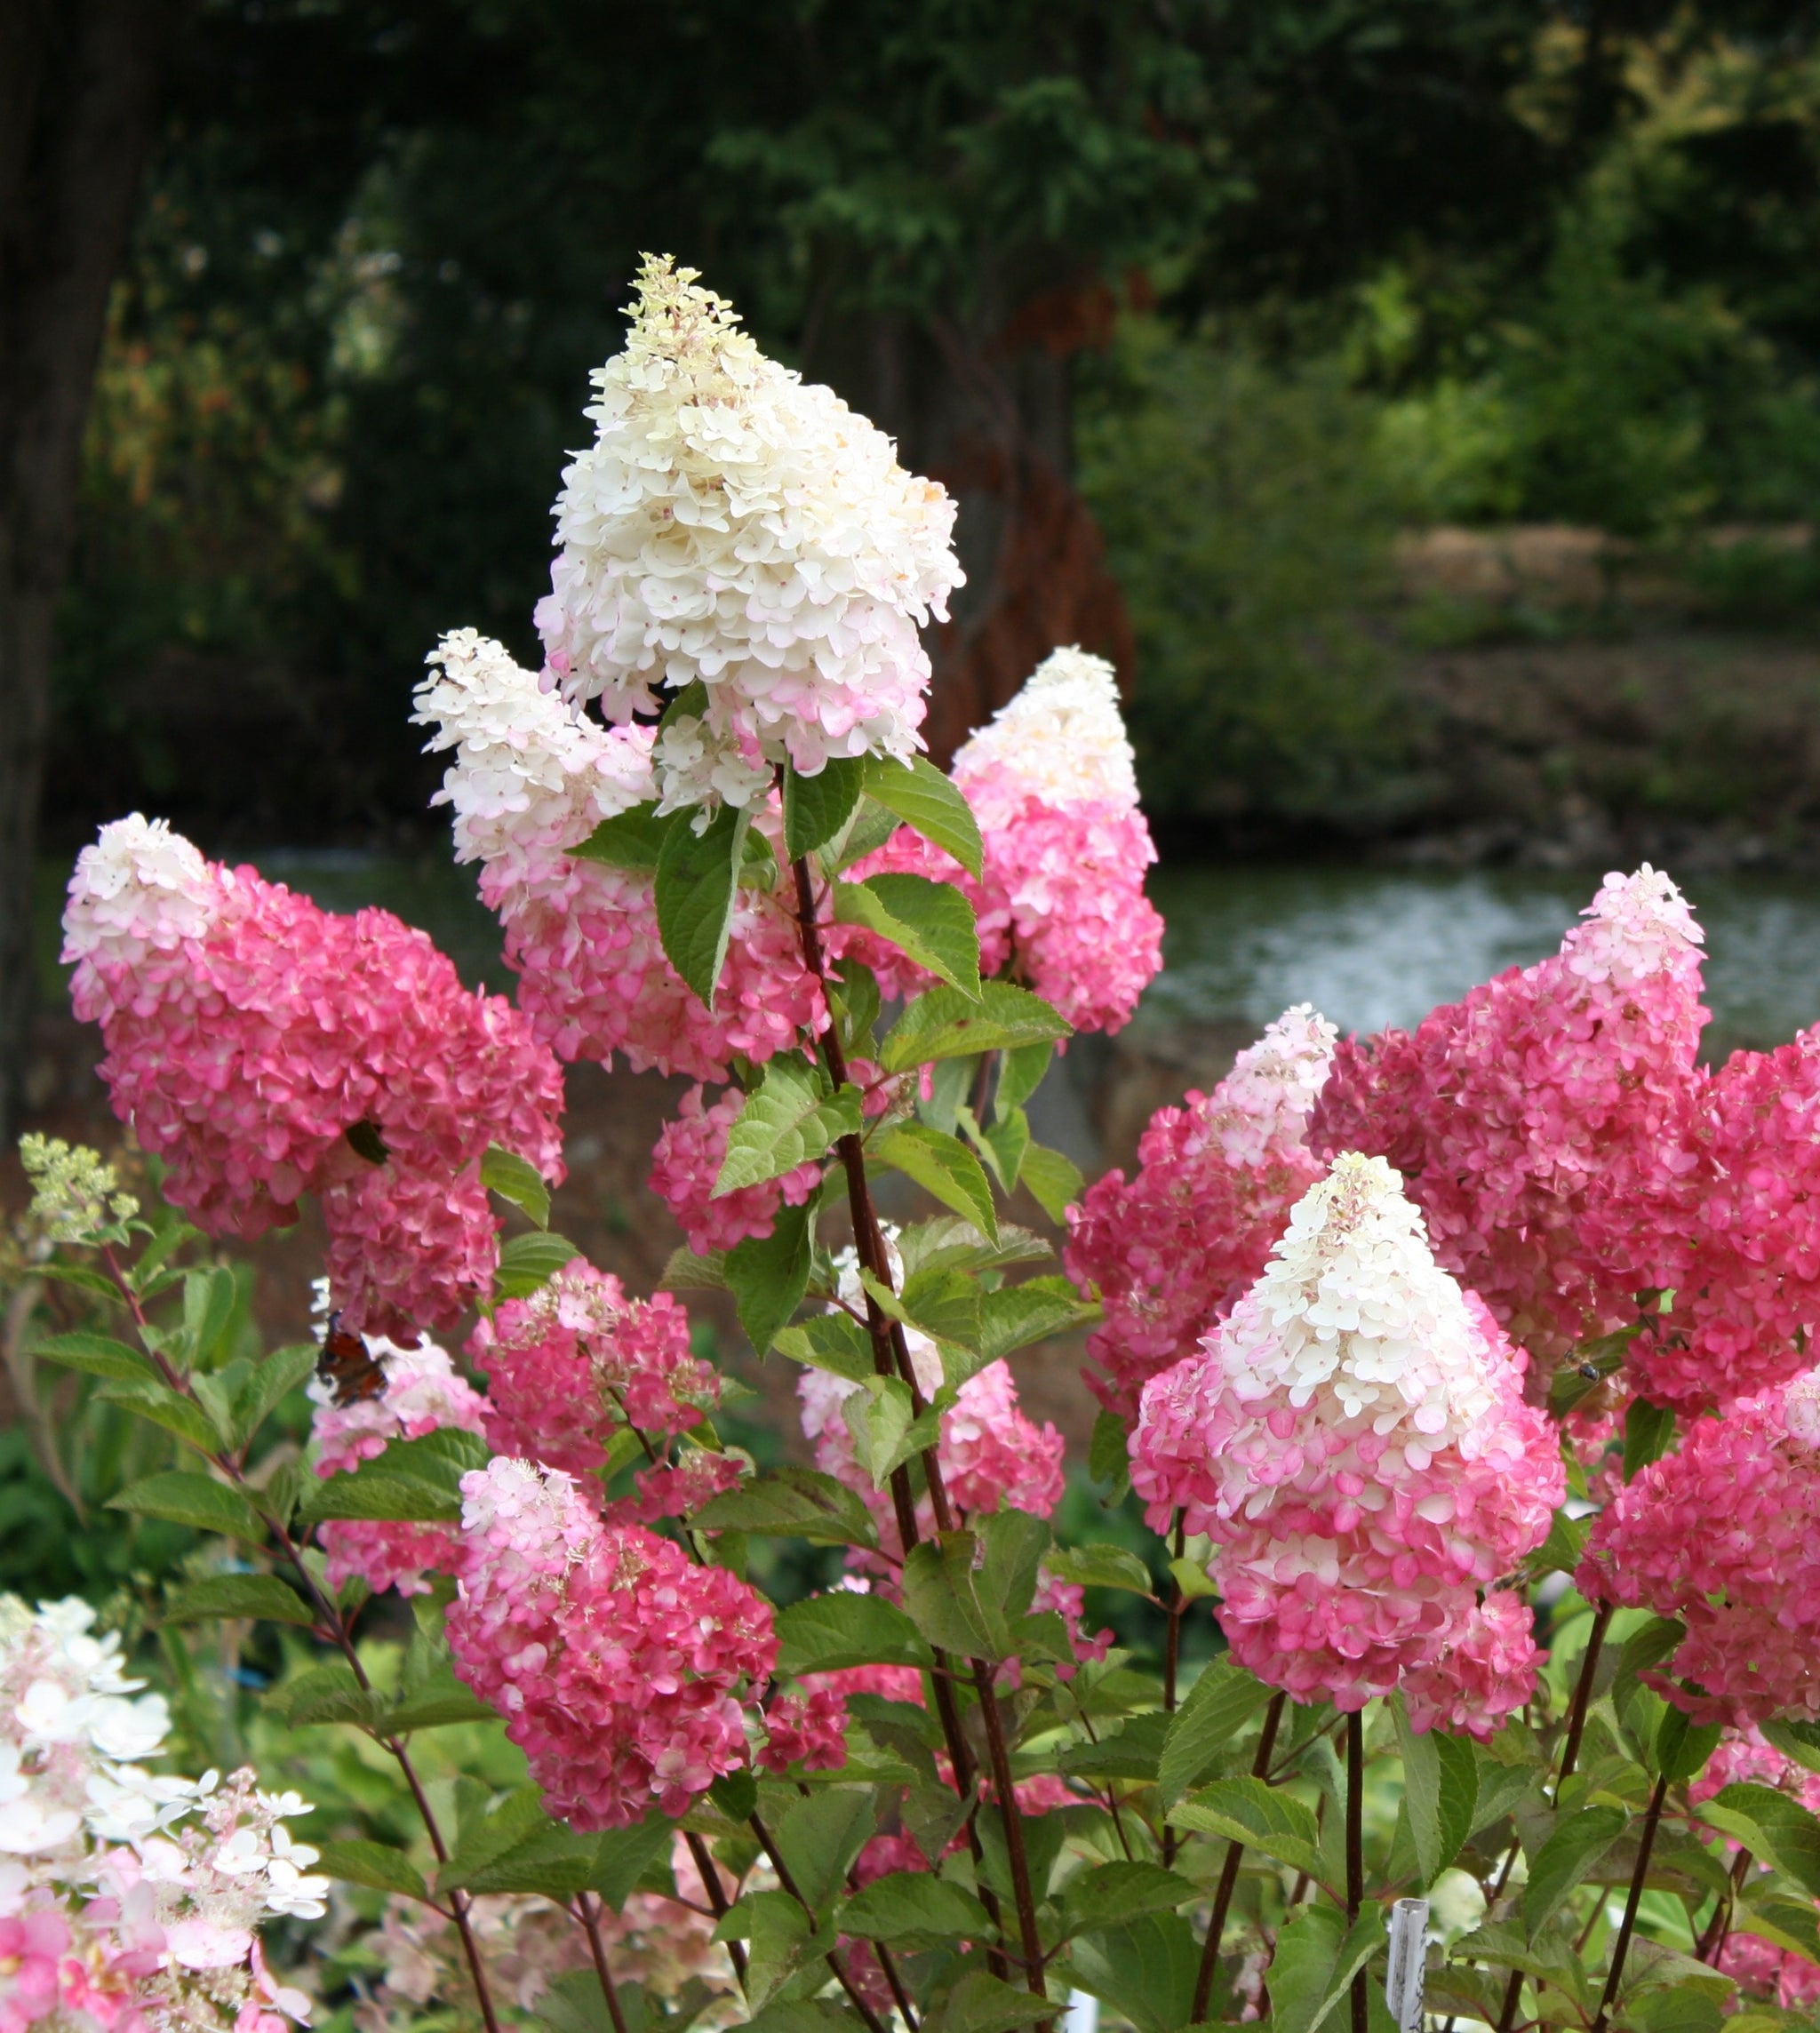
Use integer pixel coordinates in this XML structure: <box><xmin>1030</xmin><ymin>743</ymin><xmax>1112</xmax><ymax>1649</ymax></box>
<box><xmin>863</xmin><ymin>754</ymin><xmax>984</xmax><ymax>879</ymax></box>
<box><xmin>1019</xmin><ymin>1143</ymin><xmax>1083</xmax><ymax>1223</ymax></box>
<box><xmin>997</xmin><ymin>1041</ymin><xmax>1053</xmax><ymax>1112</ymax></box>
<box><xmin>725</xmin><ymin>1202</ymin><xmax>812</xmax><ymax>1353</ymax></box>
<box><xmin>162</xmin><ymin>1574</ymin><xmax>316</xmax><ymax>1627</ymax></box>
<box><xmin>1612</xmin><ymin>1616</ymin><xmax>1687</xmax><ymax>1721</ymax></box>
<box><xmin>833</xmin><ymin>873</ymin><xmax>980</xmax><ymax>997</ymax></box>
<box><xmin>570</xmin><ymin>801</ymin><xmax>677</xmax><ymax>873</ymax></box>
<box><xmin>1393</xmin><ymin>1693</ymin><xmax>1479</xmax><ymax>1887</ymax></box>
<box><xmin>445</xmin><ymin>1822</ymin><xmax>605</xmax><ymax>1897</ymax></box>
<box><xmin>481</xmin><ymin>1144</ymin><xmax>551</xmax><ymax>1228</ymax></box>
<box><xmin>773</xmin><ymin>1789</ymin><xmax>876</xmax><ymax>1914</ymax></box>
<box><xmin>975</xmin><ymin>1507</ymin><xmax>1050</xmax><ymax>1626</ymax></box>
<box><xmin>1090</xmin><ymin>1408</ymin><xmax>1131</xmax><ymax>1495</ymax></box>
<box><xmin>96</xmin><ymin>1380</ymin><xmax>223</xmax><ymax>1454</ymax></box>
<box><xmin>267</xmin><ymin>1661</ymin><xmax>382</xmax><ymax>1727</ymax></box>
<box><xmin>784</xmin><ymin>756</ymin><xmax>867</xmax><ymax>859</ymax></box>
<box><xmin>109</xmin><ymin>1471</ymin><xmax>265</xmax><ymax>1541</ymax></box>
<box><xmin>29</xmin><ymin>1330</ymin><xmax>156</xmax><ymax>1383</ymax></box>
<box><xmin>924</xmin><ymin>1972</ymin><xmax>1055</xmax><ymax>2033</ymax></box>
<box><xmin>775</xmin><ymin>1594</ymin><xmax>930</xmax><ymax>1675</ymax></box>
<box><xmin>656</xmin><ymin>799</ymin><xmax>749</xmax><ymax>1007</ymax></box>
<box><xmin>978</xmin><ymin>1275</ymin><xmax>1096</xmax><ymax>1361</ymax></box>
<box><xmin>1537</xmin><ymin>1509</ymin><xmax>1589</xmax><ymax>1576</ymax></box>
<box><xmin>839</xmin><ymin>1870</ymin><xmax>994</xmax><ymax>1949</ymax></box>
<box><xmin>695</xmin><ymin>1466</ymin><xmax>879</xmax><ymax>1550</ymax></box>
<box><xmin>232</xmin><ymin>1343</ymin><xmax>320</xmax><ymax>1447</ymax></box>
<box><xmin>1700</xmin><ymin>1784</ymin><xmax>1820</xmax><ymax>1900</ymax></box>
<box><xmin>181</xmin><ymin>1265</ymin><xmax>239</xmax><ymax>1367</ymax></box>
<box><xmin>1068</xmin><ymin>1912</ymin><xmax>1201</xmax><ymax>2033</ymax></box>
<box><xmin>898</xmin><ymin>1216</ymin><xmax>1052</xmax><ymax>1278</ymax></box>
<box><xmin>899</xmin><ymin>1265</ymin><xmax>983</xmax><ymax>1355</ymax></box>
<box><xmin>1523</xmin><ymin>1805</ymin><xmax>1629</xmax><ymax>1937</ymax></box>
<box><xmin>874</xmin><ymin>1121</ymin><xmax>998</xmax><ymax>1241</ymax></box>
<box><xmin>1173</xmin><ymin>1775</ymin><xmax>1327</xmax><ymax>1882</ymax></box>
<box><xmin>1058</xmin><ymin>1862</ymin><xmax>1193</xmax><ymax>1940</ymax></box>
<box><xmin>902</xmin><ymin>1532</ymin><xmax>1006</xmax><ymax>1659</ymax></box>
<box><xmin>385</xmin><ymin>1677</ymin><xmax>498</xmax><ymax>1732</ymax></box>
<box><xmin>36</xmin><ymin>1264</ymin><xmax>127</xmax><ymax>1308</ymax></box>
<box><xmin>1654</xmin><ymin>1705</ymin><xmax>1721</xmax><ymax>1784</ymax></box>
<box><xmin>1158</xmin><ymin>1657</ymin><xmax>1273</xmax><ymax>1808</ymax></box>
<box><xmin>773</xmin><ymin>1313</ymin><xmax>874</xmax><ymax>1383</ymax></box>
<box><xmin>1624</xmin><ymin>1399</ymin><xmax>1678</xmax><ymax>1482</ymax></box>
<box><xmin>715</xmin><ymin>1059</ymin><xmax>858</xmax><ymax>1194</ymax></box>
<box><xmin>846</xmin><ymin>1375</ymin><xmax>938</xmax><ymax>1488</ymax></box>
<box><xmin>494</xmin><ymin>1232</ymin><xmax>580</xmax><ymax>1299</ymax></box>
<box><xmin>1044</xmin><ymin>1542</ymin><xmax>1154</xmax><ymax>1598</ymax></box>
<box><xmin>315</xmin><ymin>1838</ymin><xmax>429</xmax><ymax>1901</ymax></box>
<box><xmin>1271</xmin><ymin>1906</ymin><xmax>1385</xmax><ymax>2033</ymax></box>
<box><xmin>590</xmin><ymin>1818</ymin><xmax>678</xmax><ymax>1909</ymax></box>
<box><xmin>880</xmin><ymin>981</ymin><xmax>1069</xmax><ymax>1072</ymax></box>
<box><xmin>979</xmin><ymin>1104</ymin><xmax>1031</xmax><ymax>1191</ymax></box>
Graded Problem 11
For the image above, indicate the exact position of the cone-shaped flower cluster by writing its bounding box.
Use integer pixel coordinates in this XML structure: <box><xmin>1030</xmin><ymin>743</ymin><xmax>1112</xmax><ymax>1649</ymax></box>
<box><xmin>1066</xmin><ymin>1003</ymin><xmax>1337</xmax><ymax>1419</ymax></box>
<box><xmin>448</xmin><ymin>1460</ymin><xmax>774</xmax><ymax>1828</ymax></box>
<box><xmin>1130</xmin><ymin>1153</ymin><xmax>1562</xmax><ymax>1713</ymax></box>
<box><xmin>534</xmin><ymin>255</ymin><xmax>962</xmax><ymax>812</ymax></box>
<box><xmin>0</xmin><ymin>1597</ymin><xmax>323</xmax><ymax>2033</ymax></box>
<box><xmin>63</xmin><ymin>814</ymin><xmax>564</xmax><ymax>1334</ymax></box>
<box><xmin>648</xmin><ymin>1084</ymin><xmax>821</xmax><ymax>1253</ymax></box>
<box><xmin>852</xmin><ymin>647</ymin><xmax>1163</xmax><ymax>1033</ymax></box>
<box><xmin>1310</xmin><ymin>866</ymin><xmax>1707</xmax><ymax>1361</ymax></box>
<box><xmin>308</xmin><ymin>1335</ymin><xmax>488</xmax><ymax>1598</ymax></box>
<box><xmin>414</xmin><ymin>630</ymin><xmax>821</xmax><ymax>1080</ymax></box>
<box><xmin>1578</xmin><ymin>1366</ymin><xmax>1820</xmax><ymax>1723</ymax></box>
<box><xmin>469</xmin><ymin>1259</ymin><xmax>715</xmax><ymax>1485</ymax></box>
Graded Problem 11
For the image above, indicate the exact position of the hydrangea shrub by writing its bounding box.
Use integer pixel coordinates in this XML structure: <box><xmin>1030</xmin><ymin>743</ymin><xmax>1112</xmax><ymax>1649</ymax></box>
<box><xmin>23</xmin><ymin>253</ymin><xmax>1820</xmax><ymax>2033</ymax></box>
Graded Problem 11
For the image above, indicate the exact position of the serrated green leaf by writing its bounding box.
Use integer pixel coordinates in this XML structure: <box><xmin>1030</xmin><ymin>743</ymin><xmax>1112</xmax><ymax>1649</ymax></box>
<box><xmin>1019</xmin><ymin>1142</ymin><xmax>1082</xmax><ymax>1222</ymax></box>
<box><xmin>660</xmin><ymin>1244</ymin><xmax>730</xmax><ymax>1292</ymax></box>
<box><xmin>1612</xmin><ymin>1615</ymin><xmax>1687</xmax><ymax>1721</ymax></box>
<box><xmin>902</xmin><ymin>1531</ymin><xmax>1005</xmax><ymax>1660</ymax></box>
<box><xmin>1523</xmin><ymin>1805</ymin><xmax>1628</xmax><ymax>1936</ymax></box>
<box><xmin>694</xmin><ymin>1466</ymin><xmax>879</xmax><ymax>1550</ymax></box>
<box><xmin>979</xmin><ymin>1104</ymin><xmax>1031</xmax><ymax>1191</ymax></box>
<box><xmin>267</xmin><ymin>1662</ymin><xmax>384</xmax><ymax>1727</ymax></box>
<box><xmin>996</xmin><ymin>1040</ymin><xmax>1053</xmax><ymax>1112</ymax></box>
<box><xmin>874</xmin><ymin>1120</ymin><xmax>997</xmax><ymax>1241</ymax></box>
<box><xmin>109</xmin><ymin>1471</ymin><xmax>265</xmax><ymax>1541</ymax></box>
<box><xmin>303</xmin><ymin>1428</ymin><xmax>486</xmax><ymax>1525</ymax></box>
<box><xmin>847</xmin><ymin>1375</ymin><xmax>938</xmax><ymax>1488</ymax></box>
<box><xmin>385</xmin><ymin>1677</ymin><xmax>497</xmax><ymax>1732</ymax></box>
<box><xmin>570</xmin><ymin>801</ymin><xmax>676</xmax><ymax>873</ymax></box>
<box><xmin>1157</xmin><ymin>1657</ymin><xmax>1273</xmax><ymax>1808</ymax></box>
<box><xmin>925</xmin><ymin>1973</ymin><xmax>1054</xmax><ymax>2033</ymax></box>
<box><xmin>1537</xmin><ymin>1509</ymin><xmax>1589</xmax><ymax>1575</ymax></box>
<box><xmin>481</xmin><ymin>1144</ymin><xmax>551</xmax><ymax>1229</ymax></box>
<box><xmin>773</xmin><ymin>1313</ymin><xmax>874</xmax><ymax>1383</ymax></box>
<box><xmin>1058</xmin><ymin>1862</ymin><xmax>1193</xmax><ymax>1941</ymax></box>
<box><xmin>1273</xmin><ymin>1905</ymin><xmax>1385</xmax><ymax>2033</ymax></box>
<box><xmin>494</xmin><ymin>1231</ymin><xmax>580</xmax><ymax>1299</ymax></box>
<box><xmin>1624</xmin><ymin>1398</ymin><xmax>1678</xmax><ymax>1482</ymax></box>
<box><xmin>834</xmin><ymin>873</ymin><xmax>980</xmax><ymax>997</ymax></box>
<box><xmin>1044</xmin><ymin>1542</ymin><xmax>1154</xmax><ymax>1597</ymax></box>
<box><xmin>725</xmin><ymin>1202</ymin><xmax>812</xmax><ymax>1353</ymax></box>
<box><xmin>1393</xmin><ymin>1693</ymin><xmax>1479</xmax><ymax>1886</ymax></box>
<box><xmin>97</xmin><ymin>1380</ymin><xmax>223</xmax><ymax>1454</ymax></box>
<box><xmin>715</xmin><ymin>1060</ymin><xmax>858</xmax><ymax>1194</ymax></box>
<box><xmin>1700</xmin><ymin>1784</ymin><xmax>1820</xmax><ymax>1900</ymax></box>
<box><xmin>315</xmin><ymin>1838</ymin><xmax>429</xmax><ymax>1901</ymax></box>
<box><xmin>1090</xmin><ymin>1407</ymin><xmax>1131</xmax><ymax>1495</ymax></box>
<box><xmin>232</xmin><ymin>1343</ymin><xmax>320</xmax><ymax>1447</ymax></box>
<box><xmin>863</xmin><ymin>754</ymin><xmax>984</xmax><ymax>879</ymax></box>
<box><xmin>656</xmin><ymin>799</ymin><xmax>749</xmax><ymax>1007</ymax></box>
<box><xmin>839</xmin><ymin>1870</ymin><xmax>994</xmax><ymax>1948</ymax></box>
<box><xmin>1173</xmin><ymin>1776</ymin><xmax>1326</xmax><ymax>1881</ymax></box>
<box><xmin>775</xmin><ymin>1594</ymin><xmax>930</xmax><ymax>1676</ymax></box>
<box><xmin>1068</xmin><ymin>1912</ymin><xmax>1201</xmax><ymax>2033</ymax></box>
<box><xmin>898</xmin><ymin>1216</ymin><xmax>1051</xmax><ymax>1278</ymax></box>
<box><xmin>29</xmin><ymin>1330</ymin><xmax>156</xmax><ymax>1383</ymax></box>
<box><xmin>36</xmin><ymin>1263</ymin><xmax>127</xmax><ymax>1307</ymax></box>
<box><xmin>773</xmin><ymin>1789</ymin><xmax>876</xmax><ymax>1915</ymax></box>
<box><xmin>978</xmin><ymin>1275</ymin><xmax>1096</xmax><ymax>1361</ymax></box>
<box><xmin>880</xmin><ymin>981</ymin><xmax>1069</xmax><ymax>1072</ymax></box>
<box><xmin>784</xmin><ymin>756</ymin><xmax>867</xmax><ymax>859</ymax></box>
<box><xmin>163</xmin><ymin>1574</ymin><xmax>317</xmax><ymax>1627</ymax></box>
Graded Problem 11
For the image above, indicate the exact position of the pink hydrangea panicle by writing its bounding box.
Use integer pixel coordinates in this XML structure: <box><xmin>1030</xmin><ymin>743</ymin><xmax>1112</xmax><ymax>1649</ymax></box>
<box><xmin>756</xmin><ymin>1686</ymin><xmax>849</xmax><ymax>1774</ymax></box>
<box><xmin>308</xmin><ymin>1334</ymin><xmax>487</xmax><ymax>1598</ymax></box>
<box><xmin>1131</xmin><ymin>1152</ymin><xmax>1562</xmax><ymax>1711</ymax></box>
<box><xmin>848</xmin><ymin>648</ymin><xmax>1162</xmax><ymax>1032</ymax></box>
<box><xmin>413</xmin><ymin>629</ymin><xmax>821</xmax><ymax>1081</ymax></box>
<box><xmin>649</xmin><ymin>1084</ymin><xmax>820</xmax><ymax>1254</ymax></box>
<box><xmin>1400</xmin><ymin>1591</ymin><xmax>1542</xmax><ymax>1740</ymax></box>
<box><xmin>449</xmin><ymin>1460</ymin><xmax>775</xmax><ymax>1828</ymax></box>
<box><xmin>1066</xmin><ymin>1003</ymin><xmax>1337</xmax><ymax>1419</ymax></box>
<box><xmin>63</xmin><ymin>814</ymin><xmax>564</xmax><ymax>1335</ymax></box>
<box><xmin>470</xmin><ymin>1260</ymin><xmax>714</xmax><ymax>1482</ymax></box>
<box><xmin>1310</xmin><ymin>865</ymin><xmax>1708</xmax><ymax>1364</ymax></box>
<box><xmin>532</xmin><ymin>256</ymin><xmax>962</xmax><ymax>812</ymax></box>
<box><xmin>1578</xmin><ymin>1366</ymin><xmax>1820</xmax><ymax>1724</ymax></box>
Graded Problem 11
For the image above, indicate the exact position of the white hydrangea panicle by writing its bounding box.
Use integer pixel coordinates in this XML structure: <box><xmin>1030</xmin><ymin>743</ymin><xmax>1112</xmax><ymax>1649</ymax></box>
<box><xmin>1220</xmin><ymin>1152</ymin><xmax>1499</xmax><ymax>1451</ymax></box>
<box><xmin>62</xmin><ymin>813</ymin><xmax>220</xmax><ymax>972</ymax></box>
<box><xmin>414</xmin><ymin>628</ymin><xmax>656</xmax><ymax>870</ymax></box>
<box><xmin>1563</xmin><ymin>863</ymin><xmax>1704</xmax><ymax>990</ymax></box>
<box><xmin>951</xmin><ymin>646</ymin><xmax>1138</xmax><ymax>815</ymax></box>
<box><xmin>1201</xmin><ymin>1003</ymin><xmax>1339</xmax><ymax>1169</ymax></box>
<box><xmin>535</xmin><ymin>254</ymin><xmax>963</xmax><ymax>810</ymax></box>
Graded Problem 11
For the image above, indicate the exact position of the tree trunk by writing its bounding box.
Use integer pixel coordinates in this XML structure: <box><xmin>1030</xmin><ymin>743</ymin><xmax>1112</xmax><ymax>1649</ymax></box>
<box><xmin>804</xmin><ymin>282</ymin><xmax>1135</xmax><ymax>764</ymax></box>
<box><xmin>0</xmin><ymin>0</ymin><xmax>174</xmax><ymax>1135</ymax></box>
